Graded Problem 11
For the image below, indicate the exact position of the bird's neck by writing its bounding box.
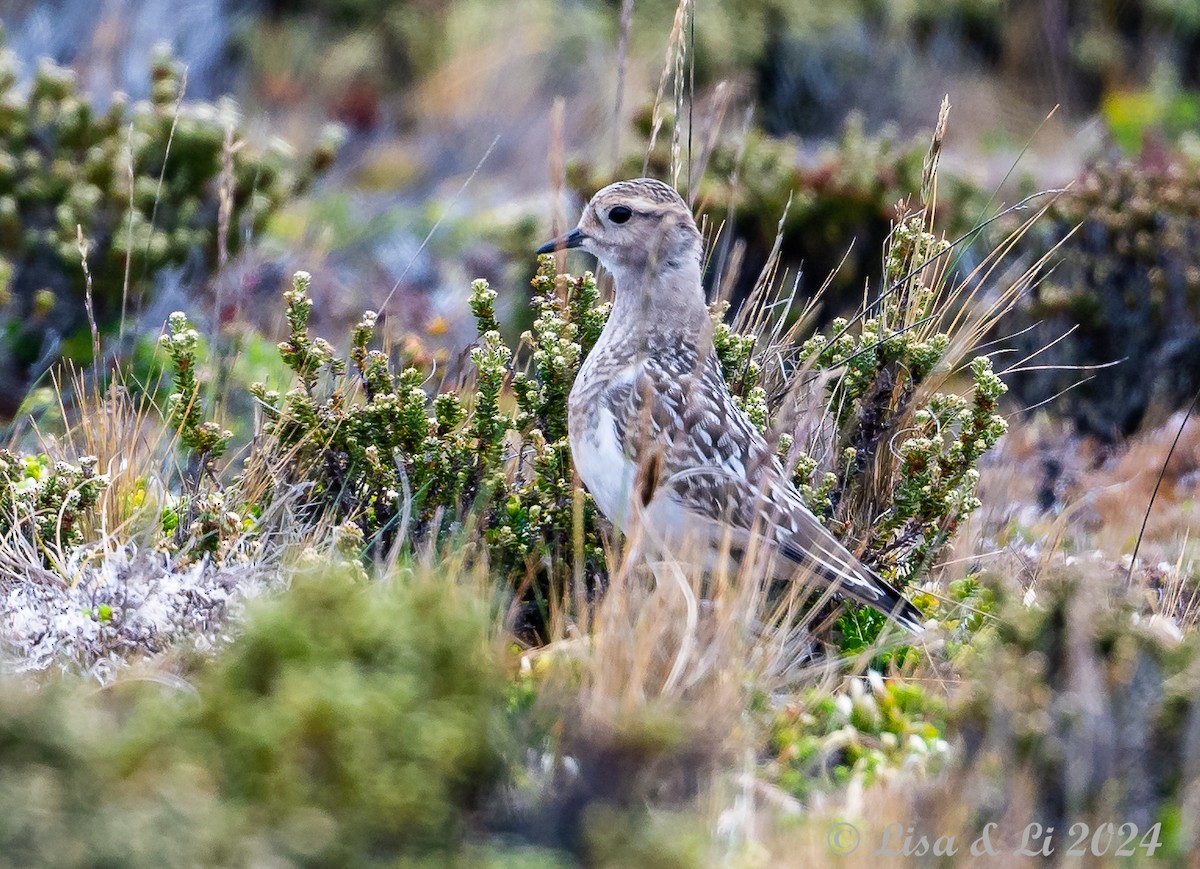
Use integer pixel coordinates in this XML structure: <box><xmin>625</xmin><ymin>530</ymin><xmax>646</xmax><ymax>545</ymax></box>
<box><xmin>603</xmin><ymin>257</ymin><xmax>708</xmax><ymax>350</ymax></box>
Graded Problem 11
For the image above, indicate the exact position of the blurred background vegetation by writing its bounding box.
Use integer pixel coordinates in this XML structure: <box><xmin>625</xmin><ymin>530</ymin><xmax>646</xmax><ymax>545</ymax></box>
<box><xmin>2</xmin><ymin>0</ymin><xmax>1200</xmax><ymax>865</ymax></box>
<box><xmin>2</xmin><ymin>0</ymin><xmax>1200</xmax><ymax>430</ymax></box>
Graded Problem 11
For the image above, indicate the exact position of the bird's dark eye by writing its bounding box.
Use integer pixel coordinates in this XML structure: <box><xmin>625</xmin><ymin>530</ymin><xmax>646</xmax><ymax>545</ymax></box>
<box><xmin>608</xmin><ymin>205</ymin><xmax>632</xmax><ymax>224</ymax></box>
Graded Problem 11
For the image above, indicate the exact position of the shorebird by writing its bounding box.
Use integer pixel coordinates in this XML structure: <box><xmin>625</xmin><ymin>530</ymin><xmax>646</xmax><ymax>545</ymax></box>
<box><xmin>536</xmin><ymin>178</ymin><xmax>924</xmax><ymax>633</ymax></box>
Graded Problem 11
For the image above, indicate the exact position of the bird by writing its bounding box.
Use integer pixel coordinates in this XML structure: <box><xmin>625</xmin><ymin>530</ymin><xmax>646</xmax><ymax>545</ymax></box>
<box><xmin>536</xmin><ymin>177</ymin><xmax>924</xmax><ymax>633</ymax></box>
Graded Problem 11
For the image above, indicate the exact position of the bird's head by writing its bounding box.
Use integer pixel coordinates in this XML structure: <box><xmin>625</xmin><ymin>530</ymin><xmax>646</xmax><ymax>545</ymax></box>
<box><xmin>537</xmin><ymin>178</ymin><xmax>703</xmax><ymax>289</ymax></box>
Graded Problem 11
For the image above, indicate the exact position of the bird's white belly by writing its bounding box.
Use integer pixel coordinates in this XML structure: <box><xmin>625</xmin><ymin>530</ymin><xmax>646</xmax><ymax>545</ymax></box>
<box><xmin>570</xmin><ymin>404</ymin><xmax>637</xmax><ymax>532</ymax></box>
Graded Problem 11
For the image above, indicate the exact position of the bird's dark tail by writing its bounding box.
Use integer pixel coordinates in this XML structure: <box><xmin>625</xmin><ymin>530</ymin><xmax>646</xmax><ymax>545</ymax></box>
<box><xmin>778</xmin><ymin>540</ymin><xmax>926</xmax><ymax>634</ymax></box>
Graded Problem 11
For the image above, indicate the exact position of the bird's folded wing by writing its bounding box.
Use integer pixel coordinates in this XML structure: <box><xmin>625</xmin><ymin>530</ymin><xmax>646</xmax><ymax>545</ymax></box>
<box><xmin>608</xmin><ymin>351</ymin><xmax>776</xmax><ymax>485</ymax></box>
<box><xmin>647</xmin><ymin>465</ymin><xmax>923</xmax><ymax>632</ymax></box>
<box><xmin>607</xmin><ymin>353</ymin><xmax>924</xmax><ymax>632</ymax></box>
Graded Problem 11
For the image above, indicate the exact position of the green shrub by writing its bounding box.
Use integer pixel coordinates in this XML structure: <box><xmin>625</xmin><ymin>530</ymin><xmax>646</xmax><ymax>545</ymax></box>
<box><xmin>240</xmin><ymin>265</ymin><xmax>608</xmax><ymax>638</ymax></box>
<box><xmin>795</xmin><ymin>254</ymin><xmax>1007</xmax><ymax>587</ymax></box>
<box><xmin>701</xmin><ymin>204</ymin><xmax>1008</xmax><ymax>594</ymax></box>
<box><xmin>0</xmin><ymin>449</ymin><xmax>107</xmax><ymax>561</ymax></box>
<box><xmin>1000</xmin><ymin>151</ymin><xmax>1200</xmax><ymax>440</ymax></box>
<box><xmin>161</xmin><ymin>311</ymin><xmax>233</xmax><ymax>466</ymax></box>
<box><xmin>0</xmin><ymin>31</ymin><xmax>339</xmax><ymax>395</ymax></box>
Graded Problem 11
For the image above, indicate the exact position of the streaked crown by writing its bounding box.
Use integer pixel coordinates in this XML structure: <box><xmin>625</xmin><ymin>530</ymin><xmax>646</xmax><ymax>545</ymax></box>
<box><xmin>577</xmin><ymin>178</ymin><xmax>702</xmax><ymax>278</ymax></box>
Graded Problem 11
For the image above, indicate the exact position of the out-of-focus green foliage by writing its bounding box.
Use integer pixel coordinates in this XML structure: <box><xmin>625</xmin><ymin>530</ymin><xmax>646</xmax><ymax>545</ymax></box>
<box><xmin>239</xmin><ymin>0</ymin><xmax>452</xmax><ymax>128</ymax></box>
<box><xmin>617</xmin><ymin>0</ymin><xmax>1200</xmax><ymax>129</ymax></box>
<box><xmin>767</xmin><ymin>675</ymin><xmax>949</xmax><ymax>802</ymax></box>
<box><xmin>1001</xmin><ymin>151</ymin><xmax>1200</xmax><ymax>440</ymax></box>
<box><xmin>0</xmin><ymin>563</ymin><xmax>714</xmax><ymax>867</ymax></box>
<box><xmin>122</xmin><ymin>568</ymin><xmax>509</xmax><ymax>864</ymax></box>
<box><xmin>0</xmin><ymin>681</ymin><xmax>174</xmax><ymax>869</ymax></box>
<box><xmin>948</xmin><ymin>569</ymin><xmax>1200</xmax><ymax>858</ymax></box>
<box><xmin>0</xmin><ymin>568</ymin><xmax>525</xmax><ymax>868</ymax></box>
<box><xmin>0</xmin><ymin>30</ymin><xmax>339</xmax><ymax>396</ymax></box>
<box><xmin>573</xmin><ymin>112</ymin><xmax>983</xmax><ymax>315</ymax></box>
<box><xmin>1103</xmin><ymin>81</ymin><xmax>1200</xmax><ymax>153</ymax></box>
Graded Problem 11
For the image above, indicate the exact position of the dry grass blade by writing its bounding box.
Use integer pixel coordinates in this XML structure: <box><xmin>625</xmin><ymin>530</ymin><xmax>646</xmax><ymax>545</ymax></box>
<box><xmin>376</xmin><ymin>134</ymin><xmax>500</xmax><ymax>317</ymax></box>
<box><xmin>689</xmin><ymin>81</ymin><xmax>732</xmax><ymax>206</ymax></box>
<box><xmin>119</xmin><ymin>122</ymin><xmax>136</xmax><ymax>345</ymax></box>
<box><xmin>556</xmin><ymin>522</ymin><xmax>781</xmax><ymax>766</ymax></box>
<box><xmin>76</xmin><ymin>226</ymin><xmax>100</xmax><ymax>362</ymax></box>
<box><xmin>1127</xmin><ymin>384</ymin><xmax>1200</xmax><ymax>583</ymax></box>
<box><xmin>921</xmin><ymin>94</ymin><xmax>949</xmax><ymax>209</ymax></box>
<box><xmin>49</xmin><ymin>366</ymin><xmax>174</xmax><ymax>540</ymax></box>
<box><xmin>139</xmin><ymin>64</ymin><xmax>189</xmax><ymax>306</ymax></box>
<box><xmin>642</xmin><ymin>0</ymin><xmax>690</xmax><ymax>181</ymax></box>
<box><xmin>216</xmin><ymin>122</ymin><xmax>241</xmax><ymax>275</ymax></box>
<box><xmin>549</xmin><ymin>97</ymin><xmax>568</xmax><ymax>271</ymax></box>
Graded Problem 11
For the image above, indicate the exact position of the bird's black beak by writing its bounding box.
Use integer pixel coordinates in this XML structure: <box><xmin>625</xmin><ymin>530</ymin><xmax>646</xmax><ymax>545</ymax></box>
<box><xmin>535</xmin><ymin>227</ymin><xmax>586</xmax><ymax>255</ymax></box>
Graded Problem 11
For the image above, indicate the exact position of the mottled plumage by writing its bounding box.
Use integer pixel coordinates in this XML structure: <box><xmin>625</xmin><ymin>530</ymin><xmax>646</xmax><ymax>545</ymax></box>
<box><xmin>537</xmin><ymin>178</ymin><xmax>924</xmax><ymax>632</ymax></box>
